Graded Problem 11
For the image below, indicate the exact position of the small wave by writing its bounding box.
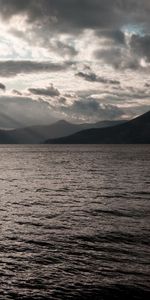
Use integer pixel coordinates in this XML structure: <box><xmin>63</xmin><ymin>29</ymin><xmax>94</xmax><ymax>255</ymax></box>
<box><xmin>133</xmin><ymin>191</ymin><xmax>150</xmax><ymax>196</ymax></box>
<box><xmin>15</xmin><ymin>220</ymin><xmax>43</xmax><ymax>227</ymax></box>
<box><xmin>88</xmin><ymin>208</ymin><xmax>150</xmax><ymax>218</ymax></box>
<box><xmin>77</xmin><ymin>232</ymin><xmax>150</xmax><ymax>246</ymax></box>
<box><xmin>3</xmin><ymin>284</ymin><xmax>149</xmax><ymax>300</ymax></box>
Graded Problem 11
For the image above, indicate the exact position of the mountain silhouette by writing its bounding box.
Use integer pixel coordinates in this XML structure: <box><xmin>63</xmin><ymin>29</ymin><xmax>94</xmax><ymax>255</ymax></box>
<box><xmin>0</xmin><ymin>119</ymin><xmax>125</xmax><ymax>144</ymax></box>
<box><xmin>45</xmin><ymin>111</ymin><xmax>150</xmax><ymax>144</ymax></box>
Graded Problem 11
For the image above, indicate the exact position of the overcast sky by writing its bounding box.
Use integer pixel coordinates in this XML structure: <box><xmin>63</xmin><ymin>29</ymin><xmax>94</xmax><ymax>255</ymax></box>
<box><xmin>0</xmin><ymin>0</ymin><xmax>150</xmax><ymax>128</ymax></box>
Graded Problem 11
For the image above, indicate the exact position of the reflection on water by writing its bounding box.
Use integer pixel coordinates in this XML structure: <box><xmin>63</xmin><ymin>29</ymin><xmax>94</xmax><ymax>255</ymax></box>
<box><xmin>0</xmin><ymin>145</ymin><xmax>150</xmax><ymax>299</ymax></box>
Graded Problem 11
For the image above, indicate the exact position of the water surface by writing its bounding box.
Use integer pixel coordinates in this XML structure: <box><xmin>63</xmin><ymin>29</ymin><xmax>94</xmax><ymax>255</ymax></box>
<box><xmin>0</xmin><ymin>145</ymin><xmax>150</xmax><ymax>299</ymax></box>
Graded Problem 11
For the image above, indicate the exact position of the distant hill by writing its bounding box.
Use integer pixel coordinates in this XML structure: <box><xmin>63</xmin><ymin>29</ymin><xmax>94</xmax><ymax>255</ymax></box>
<box><xmin>45</xmin><ymin>111</ymin><xmax>150</xmax><ymax>144</ymax></box>
<box><xmin>0</xmin><ymin>119</ymin><xmax>125</xmax><ymax>144</ymax></box>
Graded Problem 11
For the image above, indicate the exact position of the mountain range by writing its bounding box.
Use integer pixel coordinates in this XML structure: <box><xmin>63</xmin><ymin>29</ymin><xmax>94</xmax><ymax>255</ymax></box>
<box><xmin>0</xmin><ymin>119</ymin><xmax>125</xmax><ymax>144</ymax></box>
<box><xmin>45</xmin><ymin>111</ymin><xmax>150</xmax><ymax>144</ymax></box>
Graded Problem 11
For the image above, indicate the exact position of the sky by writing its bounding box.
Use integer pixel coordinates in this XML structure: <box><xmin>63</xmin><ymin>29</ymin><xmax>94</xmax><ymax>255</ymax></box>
<box><xmin>0</xmin><ymin>0</ymin><xmax>150</xmax><ymax>128</ymax></box>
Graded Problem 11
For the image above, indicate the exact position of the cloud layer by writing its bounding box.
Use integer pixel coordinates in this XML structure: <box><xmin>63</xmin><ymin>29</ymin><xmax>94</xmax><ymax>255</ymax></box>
<box><xmin>0</xmin><ymin>0</ymin><xmax>149</xmax><ymax>126</ymax></box>
<box><xmin>0</xmin><ymin>60</ymin><xmax>70</xmax><ymax>77</ymax></box>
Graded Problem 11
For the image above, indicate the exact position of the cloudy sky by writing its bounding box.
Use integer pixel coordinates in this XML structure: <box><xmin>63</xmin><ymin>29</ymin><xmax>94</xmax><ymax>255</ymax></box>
<box><xmin>0</xmin><ymin>0</ymin><xmax>150</xmax><ymax>128</ymax></box>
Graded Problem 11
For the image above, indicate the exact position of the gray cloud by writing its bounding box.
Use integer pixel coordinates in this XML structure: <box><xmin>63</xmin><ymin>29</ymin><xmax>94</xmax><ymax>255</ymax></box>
<box><xmin>96</xmin><ymin>29</ymin><xmax>125</xmax><ymax>45</ymax></box>
<box><xmin>0</xmin><ymin>83</ymin><xmax>6</xmax><ymax>91</ymax></box>
<box><xmin>145</xmin><ymin>83</ymin><xmax>150</xmax><ymax>88</ymax></box>
<box><xmin>0</xmin><ymin>1</ymin><xmax>149</xmax><ymax>51</ymax></box>
<box><xmin>94</xmin><ymin>39</ymin><xmax>144</xmax><ymax>70</ymax></box>
<box><xmin>0</xmin><ymin>0</ymin><xmax>120</xmax><ymax>32</ymax></box>
<box><xmin>0</xmin><ymin>60</ymin><xmax>70</xmax><ymax>77</ymax></box>
<box><xmin>76</xmin><ymin>69</ymin><xmax>120</xmax><ymax>85</ymax></box>
<box><xmin>29</xmin><ymin>84</ymin><xmax>60</xmax><ymax>97</ymax></box>
<box><xmin>94</xmin><ymin>30</ymin><xmax>150</xmax><ymax>70</ymax></box>
<box><xmin>0</xmin><ymin>0</ymin><xmax>149</xmax><ymax>123</ymax></box>
<box><xmin>10</xmin><ymin>28</ymin><xmax>78</xmax><ymax>59</ymax></box>
<box><xmin>12</xmin><ymin>89</ymin><xmax>22</xmax><ymax>95</ymax></box>
<box><xmin>60</xmin><ymin>97</ymin><xmax>123</xmax><ymax>121</ymax></box>
<box><xmin>56</xmin><ymin>86</ymin><xmax>150</xmax><ymax>121</ymax></box>
<box><xmin>51</xmin><ymin>40</ymin><xmax>78</xmax><ymax>58</ymax></box>
<box><xmin>0</xmin><ymin>1</ymin><xmax>150</xmax><ymax>71</ymax></box>
<box><xmin>130</xmin><ymin>34</ymin><xmax>150</xmax><ymax>62</ymax></box>
<box><xmin>71</xmin><ymin>86</ymin><xmax>150</xmax><ymax>118</ymax></box>
<box><xmin>58</xmin><ymin>97</ymin><xmax>67</xmax><ymax>104</ymax></box>
<box><xmin>0</xmin><ymin>0</ymin><xmax>150</xmax><ymax>33</ymax></box>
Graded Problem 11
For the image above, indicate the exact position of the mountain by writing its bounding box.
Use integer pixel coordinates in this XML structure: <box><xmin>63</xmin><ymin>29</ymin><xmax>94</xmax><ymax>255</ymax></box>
<box><xmin>0</xmin><ymin>119</ymin><xmax>125</xmax><ymax>144</ymax></box>
<box><xmin>45</xmin><ymin>111</ymin><xmax>150</xmax><ymax>144</ymax></box>
<box><xmin>44</xmin><ymin>120</ymin><xmax>125</xmax><ymax>144</ymax></box>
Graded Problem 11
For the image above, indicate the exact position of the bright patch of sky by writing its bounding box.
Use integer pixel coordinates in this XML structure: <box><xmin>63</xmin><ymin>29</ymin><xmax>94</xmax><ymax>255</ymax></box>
<box><xmin>122</xmin><ymin>24</ymin><xmax>145</xmax><ymax>36</ymax></box>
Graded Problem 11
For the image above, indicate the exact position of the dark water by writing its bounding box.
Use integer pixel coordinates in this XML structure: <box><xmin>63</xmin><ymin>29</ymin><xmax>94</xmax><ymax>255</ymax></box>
<box><xmin>0</xmin><ymin>145</ymin><xmax>150</xmax><ymax>300</ymax></box>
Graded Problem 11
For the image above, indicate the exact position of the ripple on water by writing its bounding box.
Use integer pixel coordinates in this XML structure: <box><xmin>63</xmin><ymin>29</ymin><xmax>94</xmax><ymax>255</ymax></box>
<box><xmin>0</xmin><ymin>145</ymin><xmax>150</xmax><ymax>299</ymax></box>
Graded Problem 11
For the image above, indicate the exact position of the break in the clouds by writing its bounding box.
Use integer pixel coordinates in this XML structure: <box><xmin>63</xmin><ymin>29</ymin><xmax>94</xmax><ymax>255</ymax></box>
<box><xmin>0</xmin><ymin>0</ymin><xmax>150</xmax><ymax>127</ymax></box>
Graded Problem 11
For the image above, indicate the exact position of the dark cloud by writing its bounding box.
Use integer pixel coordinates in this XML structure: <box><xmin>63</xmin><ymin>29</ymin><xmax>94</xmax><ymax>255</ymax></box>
<box><xmin>0</xmin><ymin>0</ymin><xmax>149</xmax><ymax>123</ymax></box>
<box><xmin>0</xmin><ymin>1</ymin><xmax>150</xmax><ymax>40</ymax></box>
<box><xmin>58</xmin><ymin>97</ymin><xmax>67</xmax><ymax>104</ymax></box>
<box><xmin>145</xmin><ymin>83</ymin><xmax>150</xmax><ymax>88</ymax></box>
<box><xmin>29</xmin><ymin>84</ymin><xmax>60</xmax><ymax>97</ymax></box>
<box><xmin>0</xmin><ymin>60</ymin><xmax>71</xmax><ymax>77</ymax></box>
<box><xmin>76</xmin><ymin>69</ymin><xmax>120</xmax><ymax>85</ymax></box>
<box><xmin>96</xmin><ymin>29</ymin><xmax>125</xmax><ymax>45</ymax></box>
<box><xmin>100</xmin><ymin>36</ymin><xmax>150</xmax><ymax>71</ymax></box>
<box><xmin>0</xmin><ymin>83</ymin><xmax>6</xmax><ymax>91</ymax></box>
<box><xmin>130</xmin><ymin>34</ymin><xmax>150</xmax><ymax>62</ymax></box>
<box><xmin>0</xmin><ymin>1</ymin><xmax>150</xmax><ymax>70</ymax></box>
<box><xmin>0</xmin><ymin>0</ymin><xmax>150</xmax><ymax>32</ymax></box>
<box><xmin>73</xmin><ymin>86</ymin><xmax>150</xmax><ymax>112</ymax></box>
<box><xmin>94</xmin><ymin>31</ymin><xmax>150</xmax><ymax>70</ymax></box>
<box><xmin>12</xmin><ymin>89</ymin><xmax>22</xmax><ymax>95</ymax></box>
<box><xmin>94</xmin><ymin>40</ymin><xmax>143</xmax><ymax>70</ymax></box>
<box><xmin>0</xmin><ymin>0</ymin><xmax>119</xmax><ymax>32</ymax></box>
<box><xmin>51</xmin><ymin>40</ymin><xmax>78</xmax><ymax>58</ymax></box>
<box><xmin>60</xmin><ymin>97</ymin><xmax>123</xmax><ymax>121</ymax></box>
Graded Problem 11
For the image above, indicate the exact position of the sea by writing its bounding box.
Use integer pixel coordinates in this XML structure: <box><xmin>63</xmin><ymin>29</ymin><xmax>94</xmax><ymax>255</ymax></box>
<box><xmin>0</xmin><ymin>145</ymin><xmax>150</xmax><ymax>300</ymax></box>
